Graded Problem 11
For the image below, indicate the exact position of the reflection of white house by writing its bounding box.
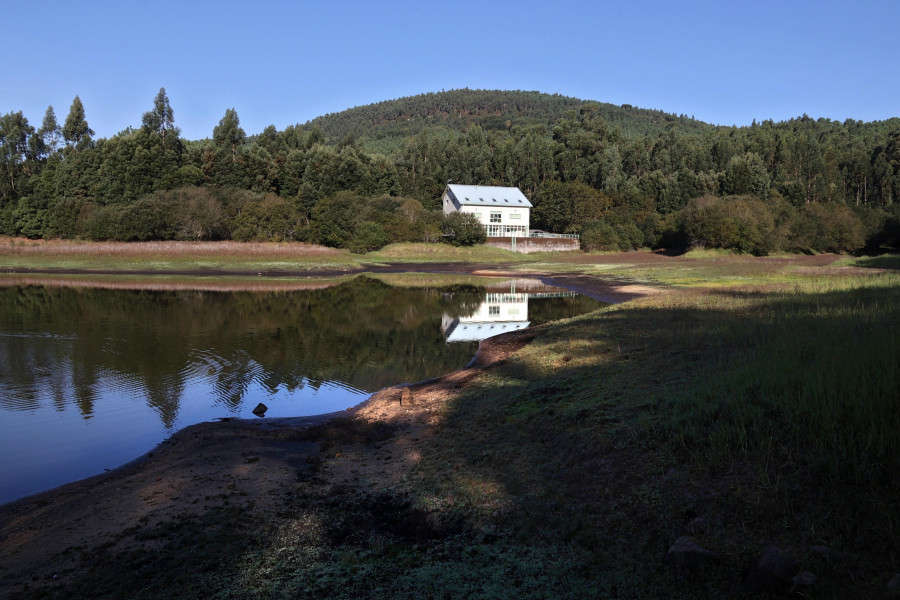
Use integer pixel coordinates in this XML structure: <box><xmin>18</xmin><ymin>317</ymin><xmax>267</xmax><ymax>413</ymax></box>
<box><xmin>441</xmin><ymin>292</ymin><xmax>530</xmax><ymax>343</ymax></box>
<box><xmin>442</xmin><ymin>184</ymin><xmax>532</xmax><ymax>238</ymax></box>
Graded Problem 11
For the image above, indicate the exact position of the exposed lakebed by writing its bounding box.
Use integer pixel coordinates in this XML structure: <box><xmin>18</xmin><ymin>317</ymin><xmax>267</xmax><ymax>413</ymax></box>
<box><xmin>0</xmin><ymin>276</ymin><xmax>604</xmax><ymax>504</ymax></box>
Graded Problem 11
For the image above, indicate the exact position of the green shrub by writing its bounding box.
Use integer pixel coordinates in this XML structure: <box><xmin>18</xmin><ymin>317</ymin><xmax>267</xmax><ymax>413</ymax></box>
<box><xmin>349</xmin><ymin>221</ymin><xmax>389</xmax><ymax>253</ymax></box>
<box><xmin>681</xmin><ymin>195</ymin><xmax>776</xmax><ymax>254</ymax></box>
<box><xmin>790</xmin><ymin>203</ymin><xmax>865</xmax><ymax>253</ymax></box>
<box><xmin>440</xmin><ymin>212</ymin><xmax>486</xmax><ymax>246</ymax></box>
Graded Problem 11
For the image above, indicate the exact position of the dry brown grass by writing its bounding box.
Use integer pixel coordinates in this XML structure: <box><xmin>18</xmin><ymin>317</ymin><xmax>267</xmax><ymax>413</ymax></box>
<box><xmin>0</xmin><ymin>274</ymin><xmax>349</xmax><ymax>292</ymax></box>
<box><xmin>0</xmin><ymin>238</ymin><xmax>342</xmax><ymax>257</ymax></box>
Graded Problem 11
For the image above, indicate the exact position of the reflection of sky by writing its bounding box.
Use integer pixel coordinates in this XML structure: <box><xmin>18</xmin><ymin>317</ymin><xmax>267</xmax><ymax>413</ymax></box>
<box><xmin>0</xmin><ymin>371</ymin><xmax>366</xmax><ymax>505</ymax></box>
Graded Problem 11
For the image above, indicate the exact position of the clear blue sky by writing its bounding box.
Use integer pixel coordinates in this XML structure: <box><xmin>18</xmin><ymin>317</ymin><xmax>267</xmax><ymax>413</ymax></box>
<box><xmin>4</xmin><ymin>0</ymin><xmax>898</xmax><ymax>140</ymax></box>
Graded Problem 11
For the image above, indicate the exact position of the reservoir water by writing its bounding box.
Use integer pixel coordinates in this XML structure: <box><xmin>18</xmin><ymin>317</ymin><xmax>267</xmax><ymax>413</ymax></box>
<box><xmin>0</xmin><ymin>276</ymin><xmax>604</xmax><ymax>504</ymax></box>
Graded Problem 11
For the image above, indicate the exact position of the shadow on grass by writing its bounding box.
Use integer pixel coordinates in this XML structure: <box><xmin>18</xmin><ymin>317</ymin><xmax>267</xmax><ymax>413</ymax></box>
<box><xmin>404</xmin><ymin>280</ymin><xmax>899</xmax><ymax>598</ymax></box>
<box><xmin>853</xmin><ymin>253</ymin><xmax>900</xmax><ymax>270</ymax></box>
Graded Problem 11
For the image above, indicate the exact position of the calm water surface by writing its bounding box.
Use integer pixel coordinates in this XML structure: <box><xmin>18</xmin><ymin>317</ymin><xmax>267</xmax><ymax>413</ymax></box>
<box><xmin>0</xmin><ymin>277</ymin><xmax>604</xmax><ymax>504</ymax></box>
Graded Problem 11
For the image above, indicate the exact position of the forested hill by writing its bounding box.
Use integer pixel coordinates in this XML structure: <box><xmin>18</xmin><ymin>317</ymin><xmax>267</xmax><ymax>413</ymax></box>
<box><xmin>296</xmin><ymin>89</ymin><xmax>713</xmax><ymax>152</ymax></box>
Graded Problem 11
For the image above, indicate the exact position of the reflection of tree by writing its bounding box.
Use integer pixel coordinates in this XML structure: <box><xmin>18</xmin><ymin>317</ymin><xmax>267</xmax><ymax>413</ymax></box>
<box><xmin>0</xmin><ymin>278</ymin><xmax>490</xmax><ymax>426</ymax></box>
<box><xmin>0</xmin><ymin>280</ymin><xmax>604</xmax><ymax>428</ymax></box>
<box><xmin>528</xmin><ymin>295</ymin><xmax>607</xmax><ymax>326</ymax></box>
<box><xmin>212</xmin><ymin>351</ymin><xmax>255</xmax><ymax>410</ymax></box>
<box><xmin>72</xmin><ymin>359</ymin><xmax>98</xmax><ymax>419</ymax></box>
<box><xmin>142</xmin><ymin>373</ymin><xmax>184</xmax><ymax>430</ymax></box>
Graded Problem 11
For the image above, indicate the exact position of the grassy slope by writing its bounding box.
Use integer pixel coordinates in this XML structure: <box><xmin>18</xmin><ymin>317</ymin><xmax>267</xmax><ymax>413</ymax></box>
<box><xmin>5</xmin><ymin>245</ymin><xmax>899</xmax><ymax>599</ymax></box>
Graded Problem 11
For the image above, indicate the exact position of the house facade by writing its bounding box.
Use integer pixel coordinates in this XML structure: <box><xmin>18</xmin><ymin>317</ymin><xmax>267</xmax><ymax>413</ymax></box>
<box><xmin>442</xmin><ymin>184</ymin><xmax>532</xmax><ymax>237</ymax></box>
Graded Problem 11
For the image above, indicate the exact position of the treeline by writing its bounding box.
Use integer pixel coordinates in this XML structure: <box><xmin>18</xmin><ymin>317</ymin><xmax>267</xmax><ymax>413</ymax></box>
<box><xmin>1</xmin><ymin>88</ymin><xmax>899</xmax><ymax>254</ymax></box>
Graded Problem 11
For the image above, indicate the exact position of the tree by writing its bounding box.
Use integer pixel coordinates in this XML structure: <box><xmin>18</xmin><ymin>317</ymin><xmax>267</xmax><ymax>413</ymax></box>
<box><xmin>212</xmin><ymin>108</ymin><xmax>245</xmax><ymax>162</ymax></box>
<box><xmin>0</xmin><ymin>111</ymin><xmax>35</xmax><ymax>200</ymax></box>
<box><xmin>62</xmin><ymin>96</ymin><xmax>94</xmax><ymax>149</ymax></box>
<box><xmin>722</xmin><ymin>152</ymin><xmax>770</xmax><ymax>198</ymax></box>
<box><xmin>141</xmin><ymin>87</ymin><xmax>177</xmax><ymax>141</ymax></box>
<box><xmin>28</xmin><ymin>106</ymin><xmax>60</xmax><ymax>159</ymax></box>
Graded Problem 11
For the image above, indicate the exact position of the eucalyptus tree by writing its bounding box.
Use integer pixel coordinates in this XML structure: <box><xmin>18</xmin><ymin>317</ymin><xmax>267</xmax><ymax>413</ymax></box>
<box><xmin>62</xmin><ymin>96</ymin><xmax>94</xmax><ymax>150</ymax></box>
<box><xmin>213</xmin><ymin>108</ymin><xmax>245</xmax><ymax>162</ymax></box>
<box><xmin>28</xmin><ymin>106</ymin><xmax>61</xmax><ymax>159</ymax></box>
<box><xmin>0</xmin><ymin>111</ymin><xmax>35</xmax><ymax>199</ymax></box>
<box><xmin>141</xmin><ymin>87</ymin><xmax>177</xmax><ymax>144</ymax></box>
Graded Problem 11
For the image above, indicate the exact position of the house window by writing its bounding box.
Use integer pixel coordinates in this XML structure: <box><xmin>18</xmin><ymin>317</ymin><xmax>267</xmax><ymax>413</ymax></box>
<box><xmin>490</xmin><ymin>212</ymin><xmax>501</xmax><ymax>223</ymax></box>
<box><xmin>473</xmin><ymin>213</ymin><xmax>482</xmax><ymax>220</ymax></box>
<box><xmin>488</xmin><ymin>306</ymin><xmax>500</xmax><ymax>316</ymax></box>
<box><xmin>509</xmin><ymin>214</ymin><xmax>521</xmax><ymax>220</ymax></box>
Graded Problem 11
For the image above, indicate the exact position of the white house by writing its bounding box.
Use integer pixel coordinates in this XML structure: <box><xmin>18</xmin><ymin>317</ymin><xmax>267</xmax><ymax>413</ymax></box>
<box><xmin>442</xmin><ymin>184</ymin><xmax>532</xmax><ymax>238</ymax></box>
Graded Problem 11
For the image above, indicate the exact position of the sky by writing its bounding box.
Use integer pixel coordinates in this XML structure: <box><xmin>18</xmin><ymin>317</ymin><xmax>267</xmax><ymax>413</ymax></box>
<box><xmin>3</xmin><ymin>0</ymin><xmax>898</xmax><ymax>141</ymax></box>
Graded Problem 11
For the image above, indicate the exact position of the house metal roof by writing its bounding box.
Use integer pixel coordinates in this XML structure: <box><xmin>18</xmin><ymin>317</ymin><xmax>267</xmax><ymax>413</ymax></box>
<box><xmin>443</xmin><ymin>319</ymin><xmax>532</xmax><ymax>343</ymax></box>
<box><xmin>445</xmin><ymin>184</ymin><xmax>532</xmax><ymax>208</ymax></box>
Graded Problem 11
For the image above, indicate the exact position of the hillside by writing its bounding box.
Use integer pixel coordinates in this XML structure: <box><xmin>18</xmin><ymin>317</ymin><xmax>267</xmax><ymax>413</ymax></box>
<box><xmin>294</xmin><ymin>89</ymin><xmax>714</xmax><ymax>153</ymax></box>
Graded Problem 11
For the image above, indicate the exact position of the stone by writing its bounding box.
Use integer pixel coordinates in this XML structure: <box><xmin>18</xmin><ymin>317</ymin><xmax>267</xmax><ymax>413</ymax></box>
<box><xmin>400</xmin><ymin>387</ymin><xmax>412</xmax><ymax>406</ymax></box>
<box><xmin>252</xmin><ymin>402</ymin><xmax>268</xmax><ymax>416</ymax></box>
<box><xmin>745</xmin><ymin>544</ymin><xmax>801</xmax><ymax>593</ymax></box>
<box><xmin>664</xmin><ymin>536</ymin><xmax>719</xmax><ymax>568</ymax></box>
<box><xmin>790</xmin><ymin>570</ymin><xmax>817</xmax><ymax>593</ymax></box>
<box><xmin>684</xmin><ymin>517</ymin><xmax>708</xmax><ymax>535</ymax></box>
<box><xmin>888</xmin><ymin>573</ymin><xmax>900</xmax><ymax>597</ymax></box>
<box><xmin>809</xmin><ymin>545</ymin><xmax>846</xmax><ymax>563</ymax></box>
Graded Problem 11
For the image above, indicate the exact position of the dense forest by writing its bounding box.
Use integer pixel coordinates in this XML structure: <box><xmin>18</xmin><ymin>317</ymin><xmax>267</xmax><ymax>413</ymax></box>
<box><xmin>1</xmin><ymin>88</ymin><xmax>898</xmax><ymax>254</ymax></box>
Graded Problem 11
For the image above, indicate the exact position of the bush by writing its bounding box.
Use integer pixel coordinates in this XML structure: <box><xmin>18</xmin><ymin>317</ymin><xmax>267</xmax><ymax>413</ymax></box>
<box><xmin>231</xmin><ymin>194</ymin><xmax>302</xmax><ymax>242</ymax></box>
<box><xmin>440</xmin><ymin>212</ymin><xmax>486</xmax><ymax>246</ymax></box>
<box><xmin>789</xmin><ymin>203</ymin><xmax>865</xmax><ymax>253</ymax></box>
<box><xmin>580</xmin><ymin>208</ymin><xmax>645</xmax><ymax>252</ymax></box>
<box><xmin>116</xmin><ymin>195</ymin><xmax>179</xmax><ymax>241</ymax></box>
<box><xmin>348</xmin><ymin>221</ymin><xmax>389</xmax><ymax>253</ymax></box>
<box><xmin>580</xmin><ymin>221</ymin><xmax>619</xmax><ymax>251</ymax></box>
<box><xmin>680</xmin><ymin>195</ymin><xmax>776</xmax><ymax>255</ymax></box>
<box><xmin>309</xmin><ymin>191</ymin><xmax>361</xmax><ymax>248</ymax></box>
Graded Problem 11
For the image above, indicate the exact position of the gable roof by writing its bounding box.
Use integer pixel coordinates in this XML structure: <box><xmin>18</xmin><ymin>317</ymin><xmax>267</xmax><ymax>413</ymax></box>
<box><xmin>445</xmin><ymin>184</ymin><xmax>532</xmax><ymax>208</ymax></box>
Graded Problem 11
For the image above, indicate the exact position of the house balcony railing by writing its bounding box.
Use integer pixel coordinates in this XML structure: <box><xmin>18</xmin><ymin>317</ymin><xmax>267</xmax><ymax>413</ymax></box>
<box><xmin>481</xmin><ymin>225</ymin><xmax>580</xmax><ymax>240</ymax></box>
<box><xmin>483</xmin><ymin>224</ymin><xmax>529</xmax><ymax>237</ymax></box>
<box><xmin>528</xmin><ymin>230</ymin><xmax>580</xmax><ymax>239</ymax></box>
